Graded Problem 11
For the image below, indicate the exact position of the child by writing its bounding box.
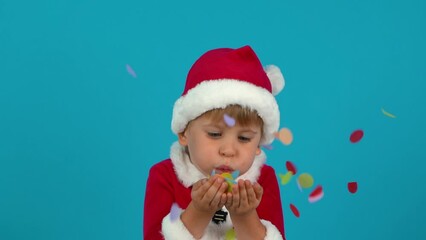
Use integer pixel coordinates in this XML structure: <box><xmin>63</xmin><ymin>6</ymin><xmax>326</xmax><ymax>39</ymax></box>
<box><xmin>144</xmin><ymin>45</ymin><xmax>286</xmax><ymax>239</ymax></box>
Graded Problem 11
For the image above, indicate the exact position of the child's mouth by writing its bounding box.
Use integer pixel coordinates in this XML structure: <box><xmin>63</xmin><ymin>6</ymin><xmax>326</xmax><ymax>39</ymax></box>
<box><xmin>214</xmin><ymin>165</ymin><xmax>234</xmax><ymax>174</ymax></box>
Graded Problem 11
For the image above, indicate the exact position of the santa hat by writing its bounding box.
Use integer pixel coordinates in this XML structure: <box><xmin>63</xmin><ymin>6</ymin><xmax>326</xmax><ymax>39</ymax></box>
<box><xmin>171</xmin><ymin>45</ymin><xmax>285</xmax><ymax>145</ymax></box>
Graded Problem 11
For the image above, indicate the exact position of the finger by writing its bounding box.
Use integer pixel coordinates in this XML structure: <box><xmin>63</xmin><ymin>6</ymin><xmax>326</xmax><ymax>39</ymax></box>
<box><xmin>238</xmin><ymin>180</ymin><xmax>249</xmax><ymax>207</ymax></box>
<box><xmin>203</xmin><ymin>177</ymin><xmax>224</xmax><ymax>202</ymax></box>
<box><xmin>197</xmin><ymin>177</ymin><xmax>216</xmax><ymax>193</ymax></box>
<box><xmin>225</xmin><ymin>191</ymin><xmax>233</xmax><ymax>207</ymax></box>
<box><xmin>253</xmin><ymin>182</ymin><xmax>263</xmax><ymax>200</ymax></box>
<box><xmin>191</xmin><ymin>179</ymin><xmax>209</xmax><ymax>200</ymax></box>
<box><xmin>192</xmin><ymin>178</ymin><xmax>206</xmax><ymax>191</ymax></box>
<box><xmin>219</xmin><ymin>192</ymin><xmax>227</xmax><ymax>207</ymax></box>
<box><xmin>192</xmin><ymin>177</ymin><xmax>217</xmax><ymax>202</ymax></box>
<box><xmin>230</xmin><ymin>181</ymin><xmax>241</xmax><ymax>208</ymax></box>
<box><xmin>245</xmin><ymin>181</ymin><xmax>257</xmax><ymax>205</ymax></box>
<box><xmin>210</xmin><ymin>181</ymin><xmax>228</xmax><ymax>207</ymax></box>
<box><xmin>225</xmin><ymin>185</ymin><xmax>237</xmax><ymax>207</ymax></box>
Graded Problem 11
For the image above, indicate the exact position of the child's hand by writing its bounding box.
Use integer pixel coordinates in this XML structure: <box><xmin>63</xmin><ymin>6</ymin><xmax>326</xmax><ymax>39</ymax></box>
<box><xmin>190</xmin><ymin>175</ymin><xmax>229</xmax><ymax>214</ymax></box>
<box><xmin>225</xmin><ymin>179</ymin><xmax>263</xmax><ymax>216</ymax></box>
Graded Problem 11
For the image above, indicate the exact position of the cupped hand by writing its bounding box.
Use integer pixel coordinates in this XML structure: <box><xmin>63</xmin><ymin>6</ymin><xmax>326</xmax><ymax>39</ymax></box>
<box><xmin>225</xmin><ymin>179</ymin><xmax>263</xmax><ymax>216</ymax></box>
<box><xmin>190</xmin><ymin>175</ymin><xmax>229</xmax><ymax>214</ymax></box>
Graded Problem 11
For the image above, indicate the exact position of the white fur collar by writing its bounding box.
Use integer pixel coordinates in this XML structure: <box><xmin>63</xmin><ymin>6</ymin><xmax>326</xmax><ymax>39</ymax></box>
<box><xmin>169</xmin><ymin>141</ymin><xmax>266</xmax><ymax>187</ymax></box>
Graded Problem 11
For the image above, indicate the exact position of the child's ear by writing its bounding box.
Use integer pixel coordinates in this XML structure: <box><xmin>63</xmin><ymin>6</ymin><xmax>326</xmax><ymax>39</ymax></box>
<box><xmin>178</xmin><ymin>132</ymin><xmax>188</xmax><ymax>146</ymax></box>
<box><xmin>255</xmin><ymin>147</ymin><xmax>261</xmax><ymax>155</ymax></box>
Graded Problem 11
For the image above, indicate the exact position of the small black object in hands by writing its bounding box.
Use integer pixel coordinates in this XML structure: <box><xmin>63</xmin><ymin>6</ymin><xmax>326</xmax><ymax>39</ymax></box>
<box><xmin>212</xmin><ymin>209</ymin><xmax>228</xmax><ymax>224</ymax></box>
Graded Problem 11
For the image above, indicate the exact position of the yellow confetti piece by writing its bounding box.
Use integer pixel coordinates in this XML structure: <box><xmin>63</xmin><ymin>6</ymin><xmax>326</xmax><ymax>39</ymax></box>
<box><xmin>220</xmin><ymin>172</ymin><xmax>235</xmax><ymax>192</ymax></box>
<box><xmin>276</xmin><ymin>128</ymin><xmax>294</xmax><ymax>145</ymax></box>
<box><xmin>278</xmin><ymin>171</ymin><xmax>293</xmax><ymax>185</ymax></box>
<box><xmin>381</xmin><ymin>107</ymin><xmax>396</xmax><ymax>118</ymax></box>
<box><xmin>225</xmin><ymin>228</ymin><xmax>236</xmax><ymax>240</ymax></box>
<box><xmin>298</xmin><ymin>173</ymin><xmax>314</xmax><ymax>189</ymax></box>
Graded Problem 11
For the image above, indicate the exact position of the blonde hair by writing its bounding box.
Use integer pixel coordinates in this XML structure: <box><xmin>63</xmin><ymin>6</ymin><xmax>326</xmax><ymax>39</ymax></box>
<box><xmin>201</xmin><ymin>104</ymin><xmax>264</xmax><ymax>132</ymax></box>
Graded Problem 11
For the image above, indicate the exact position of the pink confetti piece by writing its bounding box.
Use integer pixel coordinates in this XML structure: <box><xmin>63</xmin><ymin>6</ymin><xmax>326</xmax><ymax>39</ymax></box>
<box><xmin>308</xmin><ymin>185</ymin><xmax>324</xmax><ymax>203</ymax></box>
<box><xmin>223</xmin><ymin>114</ymin><xmax>236</xmax><ymax>127</ymax></box>
<box><xmin>126</xmin><ymin>64</ymin><xmax>137</xmax><ymax>78</ymax></box>
<box><xmin>348</xmin><ymin>181</ymin><xmax>358</xmax><ymax>194</ymax></box>
<box><xmin>289</xmin><ymin>203</ymin><xmax>300</xmax><ymax>218</ymax></box>
<box><xmin>170</xmin><ymin>203</ymin><xmax>181</xmax><ymax>222</ymax></box>
<box><xmin>309</xmin><ymin>192</ymin><xmax>324</xmax><ymax>203</ymax></box>
<box><xmin>350</xmin><ymin>129</ymin><xmax>364</xmax><ymax>143</ymax></box>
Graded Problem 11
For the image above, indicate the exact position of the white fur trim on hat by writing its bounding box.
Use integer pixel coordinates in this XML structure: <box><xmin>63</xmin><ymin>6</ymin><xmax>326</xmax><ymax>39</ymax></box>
<box><xmin>264</xmin><ymin>65</ymin><xmax>285</xmax><ymax>96</ymax></box>
<box><xmin>171</xmin><ymin>79</ymin><xmax>280</xmax><ymax>145</ymax></box>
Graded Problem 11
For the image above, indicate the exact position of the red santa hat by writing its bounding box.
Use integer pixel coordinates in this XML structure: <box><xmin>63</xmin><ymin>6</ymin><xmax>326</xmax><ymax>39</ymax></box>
<box><xmin>171</xmin><ymin>45</ymin><xmax>285</xmax><ymax>145</ymax></box>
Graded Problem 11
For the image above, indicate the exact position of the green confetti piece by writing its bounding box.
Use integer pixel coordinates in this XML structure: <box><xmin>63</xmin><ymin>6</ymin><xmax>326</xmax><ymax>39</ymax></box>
<box><xmin>278</xmin><ymin>171</ymin><xmax>293</xmax><ymax>185</ymax></box>
<box><xmin>298</xmin><ymin>173</ymin><xmax>314</xmax><ymax>188</ymax></box>
<box><xmin>225</xmin><ymin>228</ymin><xmax>236</xmax><ymax>240</ymax></box>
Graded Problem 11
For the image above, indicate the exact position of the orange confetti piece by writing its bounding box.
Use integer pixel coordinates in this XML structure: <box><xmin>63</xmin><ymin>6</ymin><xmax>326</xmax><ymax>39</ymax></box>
<box><xmin>276</xmin><ymin>128</ymin><xmax>293</xmax><ymax>145</ymax></box>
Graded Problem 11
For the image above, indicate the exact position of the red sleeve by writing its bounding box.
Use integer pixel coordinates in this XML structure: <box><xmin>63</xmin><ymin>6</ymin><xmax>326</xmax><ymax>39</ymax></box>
<box><xmin>257</xmin><ymin>165</ymin><xmax>286</xmax><ymax>239</ymax></box>
<box><xmin>143</xmin><ymin>160</ymin><xmax>175</xmax><ymax>240</ymax></box>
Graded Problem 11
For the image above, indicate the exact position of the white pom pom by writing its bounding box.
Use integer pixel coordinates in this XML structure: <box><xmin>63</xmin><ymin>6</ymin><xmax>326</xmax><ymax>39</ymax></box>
<box><xmin>264</xmin><ymin>65</ymin><xmax>285</xmax><ymax>96</ymax></box>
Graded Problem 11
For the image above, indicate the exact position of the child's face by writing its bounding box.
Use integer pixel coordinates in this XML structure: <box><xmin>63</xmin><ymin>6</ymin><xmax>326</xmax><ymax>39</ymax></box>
<box><xmin>178</xmin><ymin>113</ymin><xmax>262</xmax><ymax>177</ymax></box>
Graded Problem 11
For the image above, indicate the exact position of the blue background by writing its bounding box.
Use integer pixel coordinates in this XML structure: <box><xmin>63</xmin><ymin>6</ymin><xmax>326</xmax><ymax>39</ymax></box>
<box><xmin>1</xmin><ymin>0</ymin><xmax>425</xmax><ymax>239</ymax></box>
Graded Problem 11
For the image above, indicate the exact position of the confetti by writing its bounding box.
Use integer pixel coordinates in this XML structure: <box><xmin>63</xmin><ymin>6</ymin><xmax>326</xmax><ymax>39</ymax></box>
<box><xmin>308</xmin><ymin>185</ymin><xmax>324</xmax><ymax>203</ymax></box>
<box><xmin>219</xmin><ymin>170</ymin><xmax>239</xmax><ymax>192</ymax></box>
<box><xmin>296</xmin><ymin>180</ymin><xmax>302</xmax><ymax>192</ymax></box>
<box><xmin>225</xmin><ymin>228</ymin><xmax>236</xmax><ymax>240</ymax></box>
<box><xmin>262</xmin><ymin>144</ymin><xmax>273</xmax><ymax>150</ymax></box>
<box><xmin>278</xmin><ymin>171</ymin><xmax>293</xmax><ymax>185</ymax></box>
<box><xmin>298</xmin><ymin>173</ymin><xmax>314</xmax><ymax>189</ymax></box>
<box><xmin>126</xmin><ymin>64</ymin><xmax>137</xmax><ymax>78</ymax></box>
<box><xmin>231</xmin><ymin>170</ymin><xmax>240</xmax><ymax>180</ymax></box>
<box><xmin>223</xmin><ymin>114</ymin><xmax>236</xmax><ymax>127</ymax></box>
<box><xmin>348</xmin><ymin>182</ymin><xmax>358</xmax><ymax>194</ymax></box>
<box><xmin>381</xmin><ymin>108</ymin><xmax>396</xmax><ymax>118</ymax></box>
<box><xmin>350</xmin><ymin>129</ymin><xmax>364</xmax><ymax>143</ymax></box>
<box><xmin>276</xmin><ymin>128</ymin><xmax>293</xmax><ymax>145</ymax></box>
<box><xmin>286</xmin><ymin>161</ymin><xmax>297</xmax><ymax>174</ymax></box>
<box><xmin>170</xmin><ymin>203</ymin><xmax>181</xmax><ymax>222</ymax></box>
<box><xmin>289</xmin><ymin>203</ymin><xmax>300</xmax><ymax>218</ymax></box>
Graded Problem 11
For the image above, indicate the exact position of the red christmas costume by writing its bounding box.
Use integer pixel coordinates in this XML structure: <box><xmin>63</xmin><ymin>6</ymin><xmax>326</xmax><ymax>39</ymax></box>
<box><xmin>144</xmin><ymin>143</ymin><xmax>285</xmax><ymax>239</ymax></box>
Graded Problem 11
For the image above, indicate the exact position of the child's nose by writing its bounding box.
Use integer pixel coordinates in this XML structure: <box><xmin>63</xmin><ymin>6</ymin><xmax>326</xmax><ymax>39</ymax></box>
<box><xmin>219</xmin><ymin>139</ymin><xmax>236</xmax><ymax>157</ymax></box>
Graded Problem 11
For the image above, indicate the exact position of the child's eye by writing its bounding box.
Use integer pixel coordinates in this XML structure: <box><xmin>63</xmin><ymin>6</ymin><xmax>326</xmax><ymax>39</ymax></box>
<box><xmin>208</xmin><ymin>132</ymin><xmax>222</xmax><ymax>138</ymax></box>
<box><xmin>238</xmin><ymin>136</ymin><xmax>251</xmax><ymax>142</ymax></box>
